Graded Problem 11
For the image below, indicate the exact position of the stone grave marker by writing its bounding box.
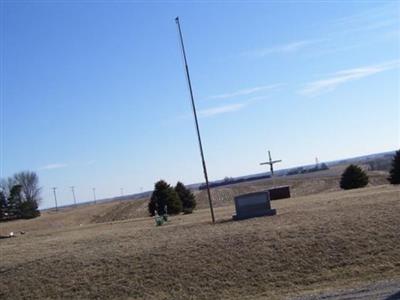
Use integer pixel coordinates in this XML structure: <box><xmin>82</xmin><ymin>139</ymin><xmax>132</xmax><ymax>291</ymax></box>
<box><xmin>268</xmin><ymin>186</ymin><xmax>291</xmax><ymax>200</ymax></box>
<box><xmin>233</xmin><ymin>191</ymin><xmax>276</xmax><ymax>220</ymax></box>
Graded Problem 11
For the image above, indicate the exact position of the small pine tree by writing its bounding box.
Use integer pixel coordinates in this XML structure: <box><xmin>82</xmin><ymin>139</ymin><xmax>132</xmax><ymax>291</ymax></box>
<box><xmin>149</xmin><ymin>180</ymin><xmax>182</xmax><ymax>216</ymax></box>
<box><xmin>6</xmin><ymin>184</ymin><xmax>40</xmax><ymax>219</ymax></box>
<box><xmin>0</xmin><ymin>190</ymin><xmax>8</xmax><ymax>220</ymax></box>
<box><xmin>7</xmin><ymin>185</ymin><xmax>23</xmax><ymax>218</ymax></box>
<box><xmin>148</xmin><ymin>198</ymin><xmax>156</xmax><ymax>216</ymax></box>
<box><xmin>19</xmin><ymin>200</ymin><xmax>40</xmax><ymax>219</ymax></box>
<box><xmin>165</xmin><ymin>188</ymin><xmax>182</xmax><ymax>215</ymax></box>
<box><xmin>150</xmin><ymin>180</ymin><xmax>169</xmax><ymax>216</ymax></box>
<box><xmin>175</xmin><ymin>182</ymin><xmax>196</xmax><ymax>214</ymax></box>
<box><xmin>340</xmin><ymin>165</ymin><xmax>369</xmax><ymax>190</ymax></box>
<box><xmin>388</xmin><ymin>150</ymin><xmax>400</xmax><ymax>184</ymax></box>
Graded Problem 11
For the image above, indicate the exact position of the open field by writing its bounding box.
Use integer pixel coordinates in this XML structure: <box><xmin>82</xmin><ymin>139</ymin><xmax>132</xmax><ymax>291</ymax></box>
<box><xmin>1</xmin><ymin>174</ymin><xmax>399</xmax><ymax>299</ymax></box>
<box><xmin>1</xmin><ymin>166</ymin><xmax>386</xmax><ymax>231</ymax></box>
<box><xmin>195</xmin><ymin>166</ymin><xmax>389</xmax><ymax>209</ymax></box>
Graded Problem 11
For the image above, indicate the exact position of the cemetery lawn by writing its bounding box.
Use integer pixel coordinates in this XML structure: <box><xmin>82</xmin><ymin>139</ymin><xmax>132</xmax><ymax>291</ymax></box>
<box><xmin>0</xmin><ymin>184</ymin><xmax>399</xmax><ymax>299</ymax></box>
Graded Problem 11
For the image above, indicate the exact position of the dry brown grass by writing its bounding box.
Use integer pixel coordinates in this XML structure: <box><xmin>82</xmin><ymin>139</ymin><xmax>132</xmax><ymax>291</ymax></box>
<box><xmin>0</xmin><ymin>182</ymin><xmax>399</xmax><ymax>299</ymax></box>
<box><xmin>194</xmin><ymin>167</ymin><xmax>388</xmax><ymax>208</ymax></box>
<box><xmin>0</xmin><ymin>167</ymin><xmax>385</xmax><ymax>231</ymax></box>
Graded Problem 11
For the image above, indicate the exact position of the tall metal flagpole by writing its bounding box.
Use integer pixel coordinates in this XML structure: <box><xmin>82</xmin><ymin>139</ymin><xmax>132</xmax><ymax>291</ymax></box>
<box><xmin>175</xmin><ymin>17</ymin><xmax>215</xmax><ymax>223</ymax></box>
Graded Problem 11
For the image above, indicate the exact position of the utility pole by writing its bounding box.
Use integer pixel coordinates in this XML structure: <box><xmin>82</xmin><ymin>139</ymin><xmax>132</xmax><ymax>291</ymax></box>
<box><xmin>70</xmin><ymin>186</ymin><xmax>77</xmax><ymax>207</ymax></box>
<box><xmin>175</xmin><ymin>17</ymin><xmax>215</xmax><ymax>223</ymax></box>
<box><xmin>92</xmin><ymin>187</ymin><xmax>96</xmax><ymax>205</ymax></box>
<box><xmin>260</xmin><ymin>150</ymin><xmax>282</xmax><ymax>186</ymax></box>
<box><xmin>52</xmin><ymin>187</ymin><xmax>58</xmax><ymax>212</ymax></box>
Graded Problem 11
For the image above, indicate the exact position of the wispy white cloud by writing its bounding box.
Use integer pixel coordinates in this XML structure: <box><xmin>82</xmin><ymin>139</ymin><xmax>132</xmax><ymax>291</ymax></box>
<box><xmin>198</xmin><ymin>103</ymin><xmax>247</xmax><ymax>117</ymax></box>
<box><xmin>242</xmin><ymin>40</ymin><xmax>323</xmax><ymax>58</ymax></box>
<box><xmin>238</xmin><ymin>5</ymin><xmax>397</xmax><ymax>62</ymax></box>
<box><xmin>39</xmin><ymin>163</ymin><xmax>68</xmax><ymax>170</ymax></box>
<box><xmin>300</xmin><ymin>60</ymin><xmax>400</xmax><ymax>97</ymax></box>
<box><xmin>199</xmin><ymin>95</ymin><xmax>271</xmax><ymax>118</ymax></box>
<box><xmin>208</xmin><ymin>83</ymin><xmax>282</xmax><ymax>100</ymax></box>
<box><xmin>330</xmin><ymin>3</ymin><xmax>399</xmax><ymax>35</ymax></box>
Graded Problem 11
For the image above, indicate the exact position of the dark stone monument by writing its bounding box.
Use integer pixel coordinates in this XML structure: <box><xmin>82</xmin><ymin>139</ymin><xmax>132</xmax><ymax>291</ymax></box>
<box><xmin>233</xmin><ymin>191</ymin><xmax>276</xmax><ymax>220</ymax></box>
<box><xmin>268</xmin><ymin>186</ymin><xmax>291</xmax><ymax>201</ymax></box>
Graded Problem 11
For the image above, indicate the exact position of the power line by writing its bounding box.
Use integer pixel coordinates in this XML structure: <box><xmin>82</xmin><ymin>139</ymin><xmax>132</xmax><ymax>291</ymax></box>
<box><xmin>70</xmin><ymin>186</ymin><xmax>77</xmax><ymax>207</ymax></box>
<box><xmin>52</xmin><ymin>187</ymin><xmax>58</xmax><ymax>212</ymax></box>
<box><xmin>175</xmin><ymin>16</ymin><xmax>215</xmax><ymax>223</ymax></box>
<box><xmin>92</xmin><ymin>187</ymin><xmax>96</xmax><ymax>205</ymax></box>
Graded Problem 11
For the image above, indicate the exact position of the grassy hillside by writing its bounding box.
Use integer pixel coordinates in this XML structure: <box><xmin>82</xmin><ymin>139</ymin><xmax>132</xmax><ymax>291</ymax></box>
<box><xmin>0</xmin><ymin>183</ymin><xmax>399</xmax><ymax>299</ymax></box>
<box><xmin>0</xmin><ymin>168</ymin><xmax>389</xmax><ymax>233</ymax></box>
<box><xmin>194</xmin><ymin>167</ymin><xmax>388</xmax><ymax>209</ymax></box>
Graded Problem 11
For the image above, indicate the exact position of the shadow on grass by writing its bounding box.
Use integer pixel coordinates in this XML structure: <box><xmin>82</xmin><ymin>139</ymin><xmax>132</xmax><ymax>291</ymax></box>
<box><xmin>216</xmin><ymin>212</ymin><xmax>282</xmax><ymax>225</ymax></box>
<box><xmin>215</xmin><ymin>217</ymin><xmax>234</xmax><ymax>224</ymax></box>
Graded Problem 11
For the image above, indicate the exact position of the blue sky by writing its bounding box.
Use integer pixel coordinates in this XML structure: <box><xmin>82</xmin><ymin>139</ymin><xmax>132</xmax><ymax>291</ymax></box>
<box><xmin>1</xmin><ymin>1</ymin><xmax>399</xmax><ymax>208</ymax></box>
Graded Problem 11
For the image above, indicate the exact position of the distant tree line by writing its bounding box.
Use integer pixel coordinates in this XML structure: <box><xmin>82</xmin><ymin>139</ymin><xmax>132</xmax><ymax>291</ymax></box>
<box><xmin>367</xmin><ymin>157</ymin><xmax>393</xmax><ymax>171</ymax></box>
<box><xmin>148</xmin><ymin>180</ymin><xmax>196</xmax><ymax>216</ymax></box>
<box><xmin>0</xmin><ymin>171</ymin><xmax>41</xmax><ymax>221</ymax></box>
<box><xmin>199</xmin><ymin>174</ymin><xmax>272</xmax><ymax>190</ymax></box>
<box><xmin>286</xmin><ymin>163</ymin><xmax>329</xmax><ymax>176</ymax></box>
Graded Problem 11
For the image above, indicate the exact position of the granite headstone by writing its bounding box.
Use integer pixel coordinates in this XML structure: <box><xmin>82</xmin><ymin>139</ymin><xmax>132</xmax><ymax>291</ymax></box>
<box><xmin>233</xmin><ymin>191</ymin><xmax>276</xmax><ymax>220</ymax></box>
<box><xmin>268</xmin><ymin>186</ymin><xmax>291</xmax><ymax>200</ymax></box>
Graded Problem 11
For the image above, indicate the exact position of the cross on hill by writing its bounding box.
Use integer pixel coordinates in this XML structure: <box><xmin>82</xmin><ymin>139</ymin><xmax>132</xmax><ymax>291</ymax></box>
<box><xmin>260</xmin><ymin>150</ymin><xmax>282</xmax><ymax>176</ymax></box>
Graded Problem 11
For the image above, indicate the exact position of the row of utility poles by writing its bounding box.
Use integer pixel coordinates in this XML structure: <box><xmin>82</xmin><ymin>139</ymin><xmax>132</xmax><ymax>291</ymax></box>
<box><xmin>51</xmin><ymin>186</ymin><xmax>125</xmax><ymax>211</ymax></box>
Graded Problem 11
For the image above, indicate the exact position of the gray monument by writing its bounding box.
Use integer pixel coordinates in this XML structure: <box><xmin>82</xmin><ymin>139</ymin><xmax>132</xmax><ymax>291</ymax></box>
<box><xmin>233</xmin><ymin>191</ymin><xmax>276</xmax><ymax>220</ymax></box>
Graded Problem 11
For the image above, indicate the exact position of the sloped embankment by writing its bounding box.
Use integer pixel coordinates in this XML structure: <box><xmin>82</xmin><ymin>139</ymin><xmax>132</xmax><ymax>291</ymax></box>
<box><xmin>91</xmin><ymin>198</ymin><xmax>149</xmax><ymax>223</ymax></box>
<box><xmin>194</xmin><ymin>169</ymin><xmax>389</xmax><ymax>209</ymax></box>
